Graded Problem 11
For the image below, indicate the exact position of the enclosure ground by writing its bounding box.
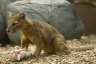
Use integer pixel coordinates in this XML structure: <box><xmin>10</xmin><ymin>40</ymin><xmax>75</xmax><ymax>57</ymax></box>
<box><xmin>0</xmin><ymin>34</ymin><xmax>96</xmax><ymax>64</ymax></box>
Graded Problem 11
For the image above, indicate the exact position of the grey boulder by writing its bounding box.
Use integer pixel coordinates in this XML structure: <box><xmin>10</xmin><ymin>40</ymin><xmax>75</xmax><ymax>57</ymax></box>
<box><xmin>7</xmin><ymin>0</ymin><xmax>85</xmax><ymax>44</ymax></box>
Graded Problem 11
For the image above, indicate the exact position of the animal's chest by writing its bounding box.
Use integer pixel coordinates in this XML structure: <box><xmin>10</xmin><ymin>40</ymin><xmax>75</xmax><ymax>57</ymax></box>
<box><xmin>22</xmin><ymin>27</ymin><xmax>40</xmax><ymax>43</ymax></box>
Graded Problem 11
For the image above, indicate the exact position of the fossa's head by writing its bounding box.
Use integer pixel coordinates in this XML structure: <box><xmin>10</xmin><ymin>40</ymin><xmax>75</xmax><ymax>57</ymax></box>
<box><xmin>6</xmin><ymin>13</ymin><xmax>26</xmax><ymax>33</ymax></box>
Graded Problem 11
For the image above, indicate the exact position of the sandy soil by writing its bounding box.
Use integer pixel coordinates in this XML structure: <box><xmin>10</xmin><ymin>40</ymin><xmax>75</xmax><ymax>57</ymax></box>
<box><xmin>1</xmin><ymin>34</ymin><xmax>96</xmax><ymax>64</ymax></box>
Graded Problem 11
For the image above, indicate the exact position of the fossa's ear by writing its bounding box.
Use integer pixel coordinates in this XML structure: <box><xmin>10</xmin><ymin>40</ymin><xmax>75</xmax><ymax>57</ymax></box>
<box><xmin>19</xmin><ymin>13</ymin><xmax>25</xmax><ymax>19</ymax></box>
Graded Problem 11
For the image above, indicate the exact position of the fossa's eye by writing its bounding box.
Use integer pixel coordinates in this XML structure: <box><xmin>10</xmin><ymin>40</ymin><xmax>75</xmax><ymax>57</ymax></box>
<box><xmin>14</xmin><ymin>21</ymin><xmax>18</xmax><ymax>24</ymax></box>
<box><xmin>13</xmin><ymin>21</ymin><xmax>18</xmax><ymax>26</ymax></box>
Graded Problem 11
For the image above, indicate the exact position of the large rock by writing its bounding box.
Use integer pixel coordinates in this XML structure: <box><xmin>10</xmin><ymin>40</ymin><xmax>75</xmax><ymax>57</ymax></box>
<box><xmin>7</xmin><ymin>0</ymin><xmax>85</xmax><ymax>44</ymax></box>
<box><xmin>0</xmin><ymin>0</ymin><xmax>21</xmax><ymax>46</ymax></box>
<box><xmin>0</xmin><ymin>0</ymin><xmax>11</xmax><ymax>45</ymax></box>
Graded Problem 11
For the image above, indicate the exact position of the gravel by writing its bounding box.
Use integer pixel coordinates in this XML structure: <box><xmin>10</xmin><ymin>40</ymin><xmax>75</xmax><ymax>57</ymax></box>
<box><xmin>0</xmin><ymin>34</ymin><xmax>96</xmax><ymax>64</ymax></box>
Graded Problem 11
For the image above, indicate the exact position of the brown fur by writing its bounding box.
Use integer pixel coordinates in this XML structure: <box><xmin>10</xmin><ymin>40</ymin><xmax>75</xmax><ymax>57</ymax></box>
<box><xmin>6</xmin><ymin>13</ymin><xmax>96</xmax><ymax>57</ymax></box>
<box><xmin>67</xmin><ymin>0</ymin><xmax>96</xmax><ymax>7</ymax></box>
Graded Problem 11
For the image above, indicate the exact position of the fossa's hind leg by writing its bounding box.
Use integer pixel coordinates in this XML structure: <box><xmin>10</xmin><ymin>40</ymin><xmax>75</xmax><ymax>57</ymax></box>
<box><xmin>52</xmin><ymin>35</ymin><xmax>70</xmax><ymax>55</ymax></box>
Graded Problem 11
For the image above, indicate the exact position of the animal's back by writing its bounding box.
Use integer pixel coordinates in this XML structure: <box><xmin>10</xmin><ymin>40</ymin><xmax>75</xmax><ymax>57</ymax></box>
<box><xmin>27</xmin><ymin>18</ymin><xmax>62</xmax><ymax>39</ymax></box>
<box><xmin>30</xmin><ymin>20</ymin><xmax>65</xmax><ymax>54</ymax></box>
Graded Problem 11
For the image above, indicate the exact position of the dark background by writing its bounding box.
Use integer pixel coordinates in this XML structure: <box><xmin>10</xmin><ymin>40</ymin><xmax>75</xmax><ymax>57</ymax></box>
<box><xmin>73</xmin><ymin>5</ymin><xmax>96</xmax><ymax>34</ymax></box>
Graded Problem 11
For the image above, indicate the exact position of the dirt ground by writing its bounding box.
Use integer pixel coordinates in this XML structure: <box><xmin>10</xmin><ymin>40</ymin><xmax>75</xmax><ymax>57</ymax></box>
<box><xmin>1</xmin><ymin>34</ymin><xmax>96</xmax><ymax>64</ymax></box>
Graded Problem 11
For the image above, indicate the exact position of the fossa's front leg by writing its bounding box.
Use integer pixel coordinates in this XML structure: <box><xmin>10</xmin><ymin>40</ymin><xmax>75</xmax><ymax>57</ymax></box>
<box><xmin>20</xmin><ymin>32</ymin><xmax>30</xmax><ymax>50</ymax></box>
<box><xmin>33</xmin><ymin>41</ymin><xmax>44</xmax><ymax>57</ymax></box>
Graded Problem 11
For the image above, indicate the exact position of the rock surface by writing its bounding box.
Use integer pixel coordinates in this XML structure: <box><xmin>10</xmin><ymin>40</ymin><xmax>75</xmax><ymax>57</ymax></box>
<box><xmin>0</xmin><ymin>0</ymin><xmax>23</xmax><ymax>45</ymax></box>
<box><xmin>7</xmin><ymin>0</ymin><xmax>85</xmax><ymax>44</ymax></box>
